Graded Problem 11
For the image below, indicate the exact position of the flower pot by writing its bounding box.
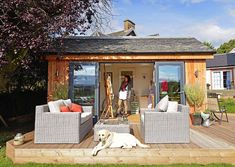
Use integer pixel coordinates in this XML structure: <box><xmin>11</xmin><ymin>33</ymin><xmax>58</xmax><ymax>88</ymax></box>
<box><xmin>192</xmin><ymin>114</ymin><xmax>202</xmax><ymax>126</ymax></box>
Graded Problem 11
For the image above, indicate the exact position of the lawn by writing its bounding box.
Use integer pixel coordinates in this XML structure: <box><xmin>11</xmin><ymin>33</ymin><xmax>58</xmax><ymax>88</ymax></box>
<box><xmin>220</xmin><ymin>98</ymin><xmax>235</xmax><ymax>113</ymax></box>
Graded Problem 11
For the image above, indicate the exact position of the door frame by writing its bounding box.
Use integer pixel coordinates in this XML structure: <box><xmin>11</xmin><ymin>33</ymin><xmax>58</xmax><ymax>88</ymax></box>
<box><xmin>155</xmin><ymin>61</ymin><xmax>185</xmax><ymax>104</ymax></box>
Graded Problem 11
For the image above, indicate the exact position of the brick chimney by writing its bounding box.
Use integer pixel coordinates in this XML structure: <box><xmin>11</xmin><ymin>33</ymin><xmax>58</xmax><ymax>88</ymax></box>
<box><xmin>124</xmin><ymin>20</ymin><xmax>135</xmax><ymax>31</ymax></box>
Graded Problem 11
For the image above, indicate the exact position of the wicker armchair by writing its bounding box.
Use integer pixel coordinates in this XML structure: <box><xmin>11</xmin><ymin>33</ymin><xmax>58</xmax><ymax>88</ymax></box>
<box><xmin>140</xmin><ymin>104</ymin><xmax>190</xmax><ymax>143</ymax></box>
<box><xmin>34</xmin><ymin>104</ymin><xmax>93</xmax><ymax>143</ymax></box>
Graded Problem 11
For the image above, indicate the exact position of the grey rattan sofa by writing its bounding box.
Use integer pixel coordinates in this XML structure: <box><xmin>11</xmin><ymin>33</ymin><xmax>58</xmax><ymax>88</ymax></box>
<box><xmin>140</xmin><ymin>104</ymin><xmax>190</xmax><ymax>143</ymax></box>
<box><xmin>34</xmin><ymin>104</ymin><xmax>93</xmax><ymax>143</ymax></box>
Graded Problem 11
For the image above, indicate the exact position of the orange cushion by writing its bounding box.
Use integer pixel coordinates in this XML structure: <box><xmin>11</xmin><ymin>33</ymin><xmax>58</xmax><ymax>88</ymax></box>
<box><xmin>70</xmin><ymin>103</ymin><xmax>83</xmax><ymax>112</ymax></box>
<box><xmin>60</xmin><ymin>105</ymin><xmax>70</xmax><ymax>112</ymax></box>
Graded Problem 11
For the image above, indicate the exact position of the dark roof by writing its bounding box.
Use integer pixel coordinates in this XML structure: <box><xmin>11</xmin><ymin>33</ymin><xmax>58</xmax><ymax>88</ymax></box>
<box><xmin>48</xmin><ymin>36</ymin><xmax>215</xmax><ymax>54</ymax></box>
<box><xmin>90</xmin><ymin>31</ymin><xmax>107</xmax><ymax>37</ymax></box>
<box><xmin>107</xmin><ymin>28</ymin><xmax>136</xmax><ymax>37</ymax></box>
<box><xmin>206</xmin><ymin>53</ymin><xmax>235</xmax><ymax>68</ymax></box>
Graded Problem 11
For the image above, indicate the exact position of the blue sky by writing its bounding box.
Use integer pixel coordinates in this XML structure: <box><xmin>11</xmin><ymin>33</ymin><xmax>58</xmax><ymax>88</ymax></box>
<box><xmin>101</xmin><ymin>0</ymin><xmax>235</xmax><ymax>47</ymax></box>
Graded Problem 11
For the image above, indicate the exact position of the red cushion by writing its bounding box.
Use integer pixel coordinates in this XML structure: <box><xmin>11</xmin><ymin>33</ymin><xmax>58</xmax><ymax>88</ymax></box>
<box><xmin>60</xmin><ymin>105</ymin><xmax>70</xmax><ymax>112</ymax></box>
<box><xmin>70</xmin><ymin>103</ymin><xmax>83</xmax><ymax>112</ymax></box>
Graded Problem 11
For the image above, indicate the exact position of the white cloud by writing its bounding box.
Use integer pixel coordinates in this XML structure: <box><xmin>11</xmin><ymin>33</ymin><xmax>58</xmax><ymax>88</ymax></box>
<box><xmin>228</xmin><ymin>8</ymin><xmax>235</xmax><ymax>17</ymax></box>
<box><xmin>184</xmin><ymin>22</ymin><xmax>235</xmax><ymax>47</ymax></box>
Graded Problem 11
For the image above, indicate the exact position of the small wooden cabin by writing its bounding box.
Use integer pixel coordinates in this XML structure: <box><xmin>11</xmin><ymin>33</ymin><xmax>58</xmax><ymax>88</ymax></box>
<box><xmin>45</xmin><ymin>36</ymin><xmax>214</xmax><ymax>118</ymax></box>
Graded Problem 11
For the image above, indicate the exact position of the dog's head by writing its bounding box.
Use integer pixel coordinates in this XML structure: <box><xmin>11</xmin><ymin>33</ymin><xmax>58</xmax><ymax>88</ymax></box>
<box><xmin>98</xmin><ymin>129</ymin><xmax>111</xmax><ymax>143</ymax></box>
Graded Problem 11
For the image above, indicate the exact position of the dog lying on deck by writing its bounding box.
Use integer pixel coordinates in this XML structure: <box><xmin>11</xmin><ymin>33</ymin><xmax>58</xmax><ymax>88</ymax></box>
<box><xmin>92</xmin><ymin>129</ymin><xmax>149</xmax><ymax>156</ymax></box>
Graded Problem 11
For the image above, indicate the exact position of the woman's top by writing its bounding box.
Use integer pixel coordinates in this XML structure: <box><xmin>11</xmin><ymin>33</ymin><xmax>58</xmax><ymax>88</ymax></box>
<box><xmin>119</xmin><ymin>81</ymin><xmax>129</xmax><ymax>100</ymax></box>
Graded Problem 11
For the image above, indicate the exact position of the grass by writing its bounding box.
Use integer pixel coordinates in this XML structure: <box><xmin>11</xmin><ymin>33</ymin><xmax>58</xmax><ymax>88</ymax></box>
<box><xmin>220</xmin><ymin>98</ymin><xmax>235</xmax><ymax>113</ymax></box>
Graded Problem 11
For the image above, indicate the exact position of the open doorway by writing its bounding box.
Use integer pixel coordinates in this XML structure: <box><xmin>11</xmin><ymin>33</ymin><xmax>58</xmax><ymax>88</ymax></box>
<box><xmin>99</xmin><ymin>63</ymin><xmax>155</xmax><ymax>116</ymax></box>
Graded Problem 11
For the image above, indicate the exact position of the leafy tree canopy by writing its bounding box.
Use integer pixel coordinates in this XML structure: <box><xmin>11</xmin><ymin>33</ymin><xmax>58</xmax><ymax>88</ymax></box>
<box><xmin>203</xmin><ymin>41</ymin><xmax>215</xmax><ymax>50</ymax></box>
<box><xmin>217</xmin><ymin>39</ymin><xmax>235</xmax><ymax>54</ymax></box>
<box><xmin>0</xmin><ymin>0</ymin><xmax>111</xmax><ymax>53</ymax></box>
<box><xmin>0</xmin><ymin>0</ymin><xmax>111</xmax><ymax>92</ymax></box>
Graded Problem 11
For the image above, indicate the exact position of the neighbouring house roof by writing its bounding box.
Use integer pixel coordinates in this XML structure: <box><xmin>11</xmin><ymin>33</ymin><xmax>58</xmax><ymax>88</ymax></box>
<box><xmin>206</xmin><ymin>53</ymin><xmax>235</xmax><ymax>68</ymax></box>
<box><xmin>48</xmin><ymin>36</ymin><xmax>215</xmax><ymax>55</ymax></box>
<box><xmin>107</xmin><ymin>28</ymin><xmax>136</xmax><ymax>37</ymax></box>
<box><xmin>230</xmin><ymin>48</ymin><xmax>235</xmax><ymax>53</ymax></box>
<box><xmin>90</xmin><ymin>31</ymin><xmax>107</xmax><ymax>37</ymax></box>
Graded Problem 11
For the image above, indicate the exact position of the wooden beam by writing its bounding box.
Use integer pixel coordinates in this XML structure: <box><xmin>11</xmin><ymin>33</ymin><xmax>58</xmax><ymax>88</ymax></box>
<box><xmin>45</xmin><ymin>54</ymin><xmax>214</xmax><ymax>62</ymax></box>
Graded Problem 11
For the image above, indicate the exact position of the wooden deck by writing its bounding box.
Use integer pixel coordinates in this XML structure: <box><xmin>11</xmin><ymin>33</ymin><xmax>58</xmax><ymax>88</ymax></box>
<box><xmin>6</xmin><ymin>114</ymin><xmax>235</xmax><ymax>165</ymax></box>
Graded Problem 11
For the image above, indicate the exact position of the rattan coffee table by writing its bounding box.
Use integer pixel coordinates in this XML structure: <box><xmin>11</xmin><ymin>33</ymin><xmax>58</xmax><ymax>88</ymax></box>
<box><xmin>93</xmin><ymin>119</ymin><xmax>130</xmax><ymax>141</ymax></box>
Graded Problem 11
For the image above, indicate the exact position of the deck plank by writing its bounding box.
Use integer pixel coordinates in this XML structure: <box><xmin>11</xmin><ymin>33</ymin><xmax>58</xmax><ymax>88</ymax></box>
<box><xmin>5</xmin><ymin>114</ymin><xmax>235</xmax><ymax>164</ymax></box>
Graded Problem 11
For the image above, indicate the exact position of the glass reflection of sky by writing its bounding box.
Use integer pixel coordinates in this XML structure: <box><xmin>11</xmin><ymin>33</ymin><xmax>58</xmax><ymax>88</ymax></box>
<box><xmin>74</xmin><ymin>65</ymin><xmax>96</xmax><ymax>76</ymax></box>
<box><xmin>159</xmin><ymin>65</ymin><xmax>180</xmax><ymax>81</ymax></box>
<box><xmin>74</xmin><ymin>65</ymin><xmax>96</xmax><ymax>86</ymax></box>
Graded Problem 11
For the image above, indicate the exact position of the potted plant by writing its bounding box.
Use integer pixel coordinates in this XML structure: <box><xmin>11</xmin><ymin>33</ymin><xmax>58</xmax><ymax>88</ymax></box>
<box><xmin>51</xmin><ymin>83</ymin><xmax>68</xmax><ymax>100</ymax></box>
<box><xmin>184</xmin><ymin>83</ymin><xmax>205</xmax><ymax>125</ymax></box>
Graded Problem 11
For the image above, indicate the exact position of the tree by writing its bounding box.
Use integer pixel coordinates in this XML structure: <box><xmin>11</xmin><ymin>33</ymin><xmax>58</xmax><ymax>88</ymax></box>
<box><xmin>203</xmin><ymin>41</ymin><xmax>215</xmax><ymax>50</ymax></box>
<box><xmin>0</xmin><ymin>0</ymin><xmax>111</xmax><ymax>91</ymax></box>
<box><xmin>217</xmin><ymin>39</ymin><xmax>235</xmax><ymax>54</ymax></box>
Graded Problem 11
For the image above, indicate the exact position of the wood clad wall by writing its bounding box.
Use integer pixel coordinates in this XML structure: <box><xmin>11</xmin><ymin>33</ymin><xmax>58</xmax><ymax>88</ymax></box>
<box><xmin>185</xmin><ymin>60</ymin><xmax>207</xmax><ymax>113</ymax></box>
<box><xmin>46</xmin><ymin>55</ymin><xmax>209</xmax><ymax>112</ymax></box>
<box><xmin>47</xmin><ymin>60</ymin><xmax>69</xmax><ymax>101</ymax></box>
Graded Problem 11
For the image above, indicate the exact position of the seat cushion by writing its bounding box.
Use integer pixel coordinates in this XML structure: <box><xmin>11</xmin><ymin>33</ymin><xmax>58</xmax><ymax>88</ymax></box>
<box><xmin>167</xmin><ymin>101</ymin><xmax>178</xmax><ymax>112</ymax></box>
<box><xmin>48</xmin><ymin>99</ymin><xmax>64</xmax><ymax>113</ymax></box>
<box><xmin>81</xmin><ymin>112</ymin><xmax>92</xmax><ymax>124</ymax></box>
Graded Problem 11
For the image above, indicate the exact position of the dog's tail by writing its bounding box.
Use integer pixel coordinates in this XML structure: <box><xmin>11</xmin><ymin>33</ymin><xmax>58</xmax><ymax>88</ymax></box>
<box><xmin>135</xmin><ymin>138</ymin><xmax>149</xmax><ymax>148</ymax></box>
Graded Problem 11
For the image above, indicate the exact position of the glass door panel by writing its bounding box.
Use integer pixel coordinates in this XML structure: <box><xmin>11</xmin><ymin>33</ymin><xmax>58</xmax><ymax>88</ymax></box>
<box><xmin>69</xmin><ymin>62</ymin><xmax>99</xmax><ymax>116</ymax></box>
<box><xmin>156</xmin><ymin>62</ymin><xmax>185</xmax><ymax>104</ymax></box>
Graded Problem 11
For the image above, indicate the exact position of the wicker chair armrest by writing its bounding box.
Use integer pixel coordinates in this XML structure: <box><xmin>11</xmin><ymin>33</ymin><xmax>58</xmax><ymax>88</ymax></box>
<box><xmin>35</xmin><ymin>105</ymin><xmax>49</xmax><ymax>115</ymax></box>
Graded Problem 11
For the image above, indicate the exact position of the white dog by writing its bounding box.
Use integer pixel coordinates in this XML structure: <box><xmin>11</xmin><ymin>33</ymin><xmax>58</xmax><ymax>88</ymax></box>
<box><xmin>92</xmin><ymin>129</ymin><xmax>149</xmax><ymax>156</ymax></box>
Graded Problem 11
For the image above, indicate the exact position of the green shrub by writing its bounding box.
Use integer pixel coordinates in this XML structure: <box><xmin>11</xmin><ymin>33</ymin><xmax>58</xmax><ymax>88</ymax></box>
<box><xmin>184</xmin><ymin>83</ymin><xmax>205</xmax><ymax>113</ymax></box>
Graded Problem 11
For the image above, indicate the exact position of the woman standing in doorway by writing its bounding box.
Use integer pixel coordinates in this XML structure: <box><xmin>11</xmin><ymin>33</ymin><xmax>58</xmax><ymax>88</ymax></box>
<box><xmin>117</xmin><ymin>75</ymin><xmax>131</xmax><ymax>116</ymax></box>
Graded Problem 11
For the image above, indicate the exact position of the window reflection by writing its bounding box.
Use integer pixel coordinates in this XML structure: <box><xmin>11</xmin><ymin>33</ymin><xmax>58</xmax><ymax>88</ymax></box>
<box><xmin>73</xmin><ymin>64</ymin><xmax>96</xmax><ymax>106</ymax></box>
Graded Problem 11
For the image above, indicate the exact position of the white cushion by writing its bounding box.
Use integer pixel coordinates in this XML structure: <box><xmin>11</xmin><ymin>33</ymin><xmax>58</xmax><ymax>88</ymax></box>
<box><xmin>156</xmin><ymin>95</ymin><xmax>169</xmax><ymax>112</ymax></box>
<box><xmin>81</xmin><ymin>112</ymin><xmax>92</xmax><ymax>124</ymax></box>
<box><xmin>167</xmin><ymin>101</ymin><xmax>178</xmax><ymax>112</ymax></box>
<box><xmin>48</xmin><ymin>99</ymin><xmax>64</xmax><ymax>113</ymax></box>
<box><xmin>63</xmin><ymin>99</ymin><xmax>72</xmax><ymax>107</ymax></box>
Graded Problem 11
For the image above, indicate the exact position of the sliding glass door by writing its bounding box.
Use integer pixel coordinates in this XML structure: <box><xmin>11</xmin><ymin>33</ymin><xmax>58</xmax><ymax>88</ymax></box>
<box><xmin>155</xmin><ymin>62</ymin><xmax>185</xmax><ymax>104</ymax></box>
<box><xmin>69</xmin><ymin>62</ymin><xmax>99</xmax><ymax>117</ymax></box>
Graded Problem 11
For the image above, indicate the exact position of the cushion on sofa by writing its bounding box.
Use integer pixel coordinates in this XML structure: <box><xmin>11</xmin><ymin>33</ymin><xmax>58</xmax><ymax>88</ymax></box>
<box><xmin>81</xmin><ymin>112</ymin><xmax>92</xmax><ymax>124</ymax></box>
<box><xmin>60</xmin><ymin>105</ymin><xmax>71</xmax><ymax>112</ymax></box>
<box><xmin>167</xmin><ymin>101</ymin><xmax>178</xmax><ymax>112</ymax></box>
<box><xmin>48</xmin><ymin>99</ymin><xmax>64</xmax><ymax>113</ymax></box>
<box><xmin>63</xmin><ymin>99</ymin><xmax>72</xmax><ymax>107</ymax></box>
<box><xmin>156</xmin><ymin>95</ymin><xmax>169</xmax><ymax>112</ymax></box>
<box><xmin>70</xmin><ymin>103</ymin><xmax>83</xmax><ymax>112</ymax></box>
